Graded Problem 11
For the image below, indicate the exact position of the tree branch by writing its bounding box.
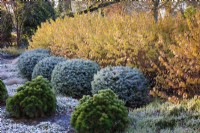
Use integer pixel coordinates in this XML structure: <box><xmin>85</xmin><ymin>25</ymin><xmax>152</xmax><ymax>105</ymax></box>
<box><xmin>157</xmin><ymin>0</ymin><xmax>169</xmax><ymax>9</ymax></box>
<box><xmin>171</xmin><ymin>1</ymin><xmax>183</xmax><ymax>12</ymax></box>
<box><xmin>66</xmin><ymin>0</ymin><xmax>121</xmax><ymax>17</ymax></box>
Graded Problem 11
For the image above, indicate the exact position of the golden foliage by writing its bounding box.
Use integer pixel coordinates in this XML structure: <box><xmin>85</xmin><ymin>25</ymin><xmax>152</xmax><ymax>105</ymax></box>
<box><xmin>29</xmin><ymin>19</ymin><xmax>55</xmax><ymax>50</ymax></box>
<box><xmin>30</xmin><ymin>13</ymin><xmax>157</xmax><ymax>67</ymax></box>
<box><xmin>29</xmin><ymin>11</ymin><xmax>199</xmax><ymax>102</ymax></box>
<box><xmin>150</xmin><ymin>11</ymin><xmax>200</xmax><ymax>102</ymax></box>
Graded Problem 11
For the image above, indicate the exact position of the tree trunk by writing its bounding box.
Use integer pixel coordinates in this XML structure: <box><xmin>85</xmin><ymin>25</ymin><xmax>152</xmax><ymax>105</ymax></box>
<box><xmin>152</xmin><ymin>0</ymin><xmax>160</xmax><ymax>23</ymax></box>
<box><xmin>16</xmin><ymin>23</ymin><xmax>21</xmax><ymax>47</ymax></box>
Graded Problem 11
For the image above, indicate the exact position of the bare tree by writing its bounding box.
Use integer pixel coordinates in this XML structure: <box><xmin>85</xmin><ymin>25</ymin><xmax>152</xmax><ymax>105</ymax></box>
<box><xmin>66</xmin><ymin>0</ymin><xmax>199</xmax><ymax>22</ymax></box>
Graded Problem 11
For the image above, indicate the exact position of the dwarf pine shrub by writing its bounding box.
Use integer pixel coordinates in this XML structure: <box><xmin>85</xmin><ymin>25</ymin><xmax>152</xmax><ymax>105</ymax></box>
<box><xmin>6</xmin><ymin>76</ymin><xmax>56</xmax><ymax>118</ymax></box>
<box><xmin>71</xmin><ymin>89</ymin><xmax>129</xmax><ymax>133</ymax></box>
<box><xmin>0</xmin><ymin>80</ymin><xmax>8</xmax><ymax>104</ymax></box>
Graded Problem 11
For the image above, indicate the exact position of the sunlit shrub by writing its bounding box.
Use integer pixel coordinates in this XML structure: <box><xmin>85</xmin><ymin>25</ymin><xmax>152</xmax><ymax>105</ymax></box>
<box><xmin>28</xmin><ymin>20</ymin><xmax>55</xmax><ymax>49</ymax></box>
<box><xmin>150</xmin><ymin>11</ymin><xmax>200</xmax><ymax>102</ymax></box>
<box><xmin>29</xmin><ymin>13</ymin><xmax>186</xmax><ymax>84</ymax></box>
<box><xmin>71</xmin><ymin>89</ymin><xmax>129</xmax><ymax>133</ymax></box>
<box><xmin>30</xmin><ymin>11</ymin><xmax>197</xmax><ymax>102</ymax></box>
<box><xmin>184</xmin><ymin>6</ymin><xmax>197</xmax><ymax>18</ymax></box>
<box><xmin>29</xmin><ymin>13</ymin><xmax>157</xmax><ymax>65</ymax></box>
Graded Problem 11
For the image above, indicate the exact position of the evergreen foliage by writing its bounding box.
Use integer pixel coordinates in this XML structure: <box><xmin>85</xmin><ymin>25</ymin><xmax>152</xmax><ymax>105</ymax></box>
<box><xmin>71</xmin><ymin>89</ymin><xmax>129</xmax><ymax>133</ymax></box>
<box><xmin>32</xmin><ymin>56</ymin><xmax>66</xmax><ymax>81</ymax></box>
<box><xmin>127</xmin><ymin>98</ymin><xmax>200</xmax><ymax>132</ymax></box>
<box><xmin>92</xmin><ymin>66</ymin><xmax>149</xmax><ymax>108</ymax></box>
<box><xmin>18</xmin><ymin>52</ymin><xmax>50</xmax><ymax>80</ymax></box>
<box><xmin>0</xmin><ymin>5</ymin><xmax>12</xmax><ymax>47</ymax></box>
<box><xmin>6</xmin><ymin>76</ymin><xmax>56</xmax><ymax>118</ymax></box>
<box><xmin>51</xmin><ymin>59</ymin><xmax>100</xmax><ymax>98</ymax></box>
<box><xmin>0</xmin><ymin>80</ymin><xmax>8</xmax><ymax>104</ymax></box>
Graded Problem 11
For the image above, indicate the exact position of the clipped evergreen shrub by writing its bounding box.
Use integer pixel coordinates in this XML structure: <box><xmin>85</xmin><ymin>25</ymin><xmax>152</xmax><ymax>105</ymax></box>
<box><xmin>6</xmin><ymin>76</ymin><xmax>56</xmax><ymax>118</ymax></box>
<box><xmin>0</xmin><ymin>80</ymin><xmax>8</xmax><ymax>104</ymax></box>
<box><xmin>92</xmin><ymin>66</ymin><xmax>148</xmax><ymax>108</ymax></box>
<box><xmin>18</xmin><ymin>53</ymin><xmax>50</xmax><ymax>80</ymax></box>
<box><xmin>18</xmin><ymin>48</ymin><xmax>50</xmax><ymax>77</ymax></box>
<box><xmin>24</xmin><ymin>48</ymin><xmax>50</xmax><ymax>55</ymax></box>
<box><xmin>32</xmin><ymin>56</ymin><xmax>66</xmax><ymax>81</ymax></box>
<box><xmin>51</xmin><ymin>59</ymin><xmax>100</xmax><ymax>98</ymax></box>
<box><xmin>71</xmin><ymin>89</ymin><xmax>129</xmax><ymax>133</ymax></box>
<box><xmin>19</xmin><ymin>48</ymin><xmax>50</xmax><ymax>59</ymax></box>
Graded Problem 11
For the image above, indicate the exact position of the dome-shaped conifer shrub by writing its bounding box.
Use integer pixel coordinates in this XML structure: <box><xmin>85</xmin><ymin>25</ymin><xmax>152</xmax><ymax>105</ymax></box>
<box><xmin>32</xmin><ymin>56</ymin><xmax>66</xmax><ymax>81</ymax></box>
<box><xmin>92</xmin><ymin>66</ymin><xmax>149</xmax><ymax>108</ymax></box>
<box><xmin>18</xmin><ymin>48</ymin><xmax>50</xmax><ymax>65</ymax></box>
<box><xmin>0</xmin><ymin>80</ymin><xmax>8</xmax><ymax>104</ymax></box>
<box><xmin>21</xmin><ymin>48</ymin><xmax>50</xmax><ymax>57</ymax></box>
<box><xmin>18</xmin><ymin>53</ymin><xmax>50</xmax><ymax>80</ymax></box>
<box><xmin>71</xmin><ymin>89</ymin><xmax>129</xmax><ymax>133</ymax></box>
<box><xmin>51</xmin><ymin>59</ymin><xmax>100</xmax><ymax>98</ymax></box>
<box><xmin>6</xmin><ymin>76</ymin><xmax>56</xmax><ymax>118</ymax></box>
<box><xmin>18</xmin><ymin>48</ymin><xmax>50</xmax><ymax>79</ymax></box>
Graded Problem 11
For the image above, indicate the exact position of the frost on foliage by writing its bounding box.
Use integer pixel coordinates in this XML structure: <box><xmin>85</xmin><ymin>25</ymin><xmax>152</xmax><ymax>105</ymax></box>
<box><xmin>92</xmin><ymin>66</ymin><xmax>149</xmax><ymax>108</ymax></box>
<box><xmin>51</xmin><ymin>59</ymin><xmax>100</xmax><ymax>98</ymax></box>
<box><xmin>128</xmin><ymin>98</ymin><xmax>200</xmax><ymax>132</ymax></box>
<box><xmin>32</xmin><ymin>56</ymin><xmax>66</xmax><ymax>81</ymax></box>
<box><xmin>17</xmin><ymin>53</ymin><xmax>50</xmax><ymax>80</ymax></box>
<box><xmin>20</xmin><ymin>49</ymin><xmax>50</xmax><ymax>57</ymax></box>
<box><xmin>56</xmin><ymin>96</ymin><xmax>79</xmax><ymax>113</ymax></box>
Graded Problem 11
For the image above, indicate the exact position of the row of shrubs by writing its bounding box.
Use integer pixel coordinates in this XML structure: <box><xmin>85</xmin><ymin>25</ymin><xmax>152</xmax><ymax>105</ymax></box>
<box><xmin>1</xmin><ymin>76</ymin><xmax>129</xmax><ymax>132</ymax></box>
<box><xmin>29</xmin><ymin>10</ymin><xmax>200</xmax><ymax>102</ymax></box>
<box><xmin>0</xmin><ymin>48</ymin><xmax>149</xmax><ymax>132</ymax></box>
<box><xmin>1</xmin><ymin>75</ymin><xmax>199</xmax><ymax>132</ymax></box>
<box><xmin>17</xmin><ymin>48</ymin><xmax>149</xmax><ymax>108</ymax></box>
<box><xmin>1</xmin><ymin>48</ymin><xmax>141</xmax><ymax>132</ymax></box>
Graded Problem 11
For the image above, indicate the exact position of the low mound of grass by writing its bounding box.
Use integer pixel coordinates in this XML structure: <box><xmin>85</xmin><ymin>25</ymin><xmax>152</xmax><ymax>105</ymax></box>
<box><xmin>126</xmin><ymin>98</ymin><xmax>200</xmax><ymax>133</ymax></box>
<box><xmin>0</xmin><ymin>47</ymin><xmax>25</xmax><ymax>57</ymax></box>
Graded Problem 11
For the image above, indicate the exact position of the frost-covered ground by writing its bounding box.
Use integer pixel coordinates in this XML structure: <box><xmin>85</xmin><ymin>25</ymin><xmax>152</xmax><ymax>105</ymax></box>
<box><xmin>0</xmin><ymin>56</ymin><xmax>79</xmax><ymax>133</ymax></box>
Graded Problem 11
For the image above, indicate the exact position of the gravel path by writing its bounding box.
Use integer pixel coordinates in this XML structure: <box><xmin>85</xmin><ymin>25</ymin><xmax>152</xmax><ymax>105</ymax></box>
<box><xmin>0</xmin><ymin>55</ymin><xmax>79</xmax><ymax>133</ymax></box>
